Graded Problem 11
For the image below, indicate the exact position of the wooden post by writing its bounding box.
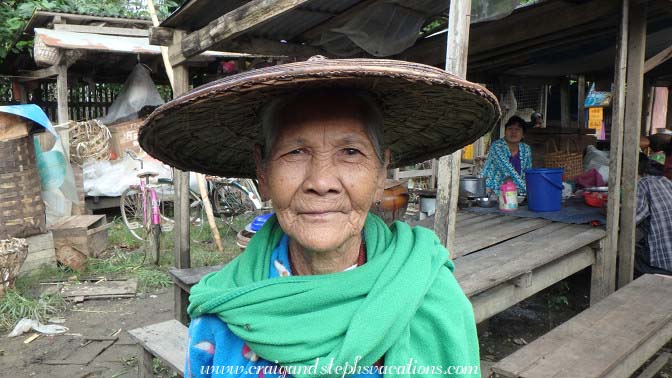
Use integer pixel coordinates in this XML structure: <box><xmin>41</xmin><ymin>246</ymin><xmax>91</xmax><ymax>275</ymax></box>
<box><xmin>618</xmin><ymin>2</ymin><xmax>647</xmax><ymax>289</ymax></box>
<box><xmin>643</xmin><ymin>84</ymin><xmax>655</xmax><ymax>136</ymax></box>
<box><xmin>667</xmin><ymin>85</ymin><xmax>672</xmax><ymax>129</ymax></box>
<box><xmin>560</xmin><ymin>79</ymin><xmax>571</xmax><ymax>128</ymax></box>
<box><xmin>578</xmin><ymin>75</ymin><xmax>586</xmax><ymax>128</ymax></box>
<box><xmin>593</xmin><ymin>0</ymin><xmax>629</xmax><ymax>303</ymax></box>
<box><xmin>172</xmin><ymin>30</ymin><xmax>191</xmax><ymax>325</ymax></box>
<box><xmin>434</xmin><ymin>0</ymin><xmax>471</xmax><ymax>255</ymax></box>
<box><xmin>56</xmin><ymin>62</ymin><xmax>71</xmax><ymax>160</ymax></box>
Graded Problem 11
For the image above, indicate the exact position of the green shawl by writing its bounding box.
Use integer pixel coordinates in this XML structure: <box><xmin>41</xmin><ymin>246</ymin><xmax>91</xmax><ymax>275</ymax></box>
<box><xmin>188</xmin><ymin>214</ymin><xmax>480</xmax><ymax>377</ymax></box>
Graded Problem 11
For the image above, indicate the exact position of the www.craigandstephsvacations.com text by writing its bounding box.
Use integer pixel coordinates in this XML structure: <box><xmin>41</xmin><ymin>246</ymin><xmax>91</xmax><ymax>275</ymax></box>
<box><xmin>199</xmin><ymin>357</ymin><xmax>480</xmax><ymax>377</ymax></box>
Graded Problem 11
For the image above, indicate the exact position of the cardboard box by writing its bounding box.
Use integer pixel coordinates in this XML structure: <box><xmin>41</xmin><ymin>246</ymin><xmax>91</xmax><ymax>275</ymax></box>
<box><xmin>108</xmin><ymin>119</ymin><xmax>143</xmax><ymax>159</ymax></box>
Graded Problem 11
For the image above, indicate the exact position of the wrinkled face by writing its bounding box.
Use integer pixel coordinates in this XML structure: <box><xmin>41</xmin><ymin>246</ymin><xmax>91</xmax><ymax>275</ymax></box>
<box><xmin>255</xmin><ymin>96</ymin><xmax>388</xmax><ymax>253</ymax></box>
<box><xmin>505</xmin><ymin>123</ymin><xmax>524</xmax><ymax>144</ymax></box>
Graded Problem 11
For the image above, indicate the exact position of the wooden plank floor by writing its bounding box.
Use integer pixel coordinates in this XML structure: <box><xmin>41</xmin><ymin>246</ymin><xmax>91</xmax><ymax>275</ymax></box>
<box><xmin>492</xmin><ymin>274</ymin><xmax>672</xmax><ymax>378</ymax></box>
<box><xmin>454</xmin><ymin>223</ymin><xmax>606</xmax><ymax>297</ymax></box>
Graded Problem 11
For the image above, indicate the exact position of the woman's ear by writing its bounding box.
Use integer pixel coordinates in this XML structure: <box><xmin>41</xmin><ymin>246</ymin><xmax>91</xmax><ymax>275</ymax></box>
<box><xmin>253</xmin><ymin>144</ymin><xmax>270</xmax><ymax>201</ymax></box>
<box><xmin>374</xmin><ymin>149</ymin><xmax>391</xmax><ymax>202</ymax></box>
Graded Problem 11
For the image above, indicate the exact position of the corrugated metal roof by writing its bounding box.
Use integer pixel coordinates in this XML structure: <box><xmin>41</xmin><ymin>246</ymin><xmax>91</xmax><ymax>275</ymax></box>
<box><xmin>251</xmin><ymin>0</ymin><xmax>362</xmax><ymax>41</ymax></box>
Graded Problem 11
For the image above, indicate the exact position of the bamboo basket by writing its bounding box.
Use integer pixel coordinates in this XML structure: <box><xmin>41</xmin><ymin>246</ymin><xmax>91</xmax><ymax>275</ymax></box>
<box><xmin>34</xmin><ymin>37</ymin><xmax>61</xmax><ymax>67</ymax></box>
<box><xmin>0</xmin><ymin>136</ymin><xmax>47</xmax><ymax>239</ymax></box>
<box><xmin>68</xmin><ymin>120</ymin><xmax>111</xmax><ymax>164</ymax></box>
<box><xmin>543</xmin><ymin>139</ymin><xmax>583</xmax><ymax>179</ymax></box>
<box><xmin>0</xmin><ymin>238</ymin><xmax>28</xmax><ymax>296</ymax></box>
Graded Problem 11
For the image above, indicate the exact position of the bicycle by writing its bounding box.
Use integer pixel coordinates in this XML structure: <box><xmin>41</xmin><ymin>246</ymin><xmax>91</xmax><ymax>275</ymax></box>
<box><xmin>208</xmin><ymin>176</ymin><xmax>268</xmax><ymax>235</ymax></box>
<box><xmin>120</xmin><ymin>151</ymin><xmax>203</xmax><ymax>264</ymax></box>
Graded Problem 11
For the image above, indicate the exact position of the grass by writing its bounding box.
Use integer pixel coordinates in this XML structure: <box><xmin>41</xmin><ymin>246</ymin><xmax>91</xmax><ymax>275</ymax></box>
<box><xmin>0</xmin><ymin>290</ymin><xmax>66</xmax><ymax>331</ymax></box>
<box><xmin>1</xmin><ymin>215</ymin><xmax>244</xmax><ymax>332</ymax></box>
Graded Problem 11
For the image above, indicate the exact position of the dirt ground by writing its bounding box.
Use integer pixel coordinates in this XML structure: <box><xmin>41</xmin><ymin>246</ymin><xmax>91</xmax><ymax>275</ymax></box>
<box><xmin>2</xmin><ymin>269</ymin><xmax>670</xmax><ymax>377</ymax></box>
<box><xmin>2</xmin><ymin>288</ymin><xmax>174</xmax><ymax>378</ymax></box>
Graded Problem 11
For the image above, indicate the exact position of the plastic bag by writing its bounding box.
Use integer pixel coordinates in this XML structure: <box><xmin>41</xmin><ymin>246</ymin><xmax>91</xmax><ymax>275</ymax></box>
<box><xmin>7</xmin><ymin>318</ymin><xmax>68</xmax><ymax>337</ymax></box>
<box><xmin>584</xmin><ymin>83</ymin><xmax>612</xmax><ymax>108</ymax></box>
<box><xmin>99</xmin><ymin>64</ymin><xmax>165</xmax><ymax>125</ymax></box>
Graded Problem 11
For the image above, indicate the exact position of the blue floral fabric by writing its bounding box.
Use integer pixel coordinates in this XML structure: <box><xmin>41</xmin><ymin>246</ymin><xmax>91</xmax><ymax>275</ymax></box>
<box><xmin>481</xmin><ymin>138</ymin><xmax>532</xmax><ymax>194</ymax></box>
<box><xmin>185</xmin><ymin>235</ymin><xmax>381</xmax><ymax>378</ymax></box>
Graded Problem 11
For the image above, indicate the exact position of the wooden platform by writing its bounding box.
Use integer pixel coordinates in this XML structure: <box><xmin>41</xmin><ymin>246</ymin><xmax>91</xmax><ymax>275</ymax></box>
<box><xmin>492</xmin><ymin>274</ymin><xmax>672</xmax><ymax>378</ymax></box>
<box><xmin>128</xmin><ymin>319</ymin><xmax>187</xmax><ymax>377</ymax></box>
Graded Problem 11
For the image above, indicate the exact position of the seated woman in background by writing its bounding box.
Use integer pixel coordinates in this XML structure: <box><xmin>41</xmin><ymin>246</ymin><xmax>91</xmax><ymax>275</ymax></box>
<box><xmin>482</xmin><ymin>116</ymin><xmax>532</xmax><ymax>194</ymax></box>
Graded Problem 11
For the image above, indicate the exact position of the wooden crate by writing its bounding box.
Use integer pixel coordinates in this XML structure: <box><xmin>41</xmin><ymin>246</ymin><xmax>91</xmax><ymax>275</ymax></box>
<box><xmin>19</xmin><ymin>232</ymin><xmax>56</xmax><ymax>276</ymax></box>
<box><xmin>49</xmin><ymin>215</ymin><xmax>111</xmax><ymax>269</ymax></box>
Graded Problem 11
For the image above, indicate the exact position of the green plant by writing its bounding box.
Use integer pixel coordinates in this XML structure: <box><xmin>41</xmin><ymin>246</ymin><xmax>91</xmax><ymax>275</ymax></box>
<box><xmin>0</xmin><ymin>290</ymin><xmax>66</xmax><ymax>331</ymax></box>
<box><xmin>0</xmin><ymin>0</ymin><xmax>181</xmax><ymax>60</ymax></box>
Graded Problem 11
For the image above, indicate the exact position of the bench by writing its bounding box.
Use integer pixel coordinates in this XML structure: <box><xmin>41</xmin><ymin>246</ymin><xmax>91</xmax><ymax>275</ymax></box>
<box><xmin>491</xmin><ymin>274</ymin><xmax>672</xmax><ymax>378</ymax></box>
<box><xmin>128</xmin><ymin>320</ymin><xmax>188</xmax><ymax>377</ymax></box>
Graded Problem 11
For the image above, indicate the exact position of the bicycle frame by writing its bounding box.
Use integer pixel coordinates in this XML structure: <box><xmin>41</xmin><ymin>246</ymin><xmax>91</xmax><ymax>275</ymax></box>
<box><xmin>131</xmin><ymin>180</ymin><xmax>161</xmax><ymax>227</ymax></box>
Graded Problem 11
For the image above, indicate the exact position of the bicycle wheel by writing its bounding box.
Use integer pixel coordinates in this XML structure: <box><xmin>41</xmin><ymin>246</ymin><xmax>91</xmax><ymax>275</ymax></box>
<box><xmin>212</xmin><ymin>182</ymin><xmax>261</xmax><ymax>233</ymax></box>
<box><xmin>120</xmin><ymin>187</ymin><xmax>150</xmax><ymax>241</ymax></box>
<box><xmin>157</xmin><ymin>190</ymin><xmax>203</xmax><ymax>231</ymax></box>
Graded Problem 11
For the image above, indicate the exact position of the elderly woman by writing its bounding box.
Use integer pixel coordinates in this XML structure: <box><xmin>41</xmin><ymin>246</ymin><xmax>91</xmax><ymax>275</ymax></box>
<box><xmin>482</xmin><ymin>116</ymin><xmax>532</xmax><ymax>195</ymax></box>
<box><xmin>140</xmin><ymin>57</ymin><xmax>500</xmax><ymax>378</ymax></box>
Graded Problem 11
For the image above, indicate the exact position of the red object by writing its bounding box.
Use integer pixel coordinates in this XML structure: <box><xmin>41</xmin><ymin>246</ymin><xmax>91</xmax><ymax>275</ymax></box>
<box><xmin>584</xmin><ymin>191</ymin><xmax>608</xmax><ymax>207</ymax></box>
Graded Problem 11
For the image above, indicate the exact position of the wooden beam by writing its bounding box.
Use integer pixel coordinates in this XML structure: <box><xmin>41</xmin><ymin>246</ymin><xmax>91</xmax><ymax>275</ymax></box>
<box><xmin>149</xmin><ymin>27</ymin><xmax>174</xmax><ymax>46</ymax></box>
<box><xmin>39</xmin><ymin>10</ymin><xmax>153</xmax><ymax>25</ymax></box>
<box><xmin>596</xmin><ymin>0</ymin><xmax>630</xmax><ymax>304</ymax></box>
<box><xmin>170</xmin><ymin>0</ymin><xmax>312</xmax><ymax>65</ymax></box>
<box><xmin>17</xmin><ymin>65</ymin><xmax>60</xmax><ymax>82</ymax></box>
<box><xmin>434</xmin><ymin>0</ymin><xmax>471</xmax><ymax>255</ymax></box>
<box><xmin>217</xmin><ymin>36</ymin><xmax>324</xmax><ymax>57</ymax></box>
<box><xmin>300</xmin><ymin>0</ymin><xmax>381</xmax><ymax>42</ymax></box>
<box><xmin>53</xmin><ymin>23</ymin><xmax>149</xmax><ymax>37</ymax></box>
<box><xmin>644</xmin><ymin>44</ymin><xmax>672</xmax><ymax>73</ymax></box>
<box><xmin>618</xmin><ymin>2</ymin><xmax>647</xmax><ymax>288</ymax></box>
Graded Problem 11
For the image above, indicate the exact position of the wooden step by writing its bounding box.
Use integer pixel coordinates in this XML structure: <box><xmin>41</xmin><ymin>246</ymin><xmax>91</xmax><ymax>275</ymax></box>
<box><xmin>492</xmin><ymin>274</ymin><xmax>672</xmax><ymax>378</ymax></box>
<box><xmin>128</xmin><ymin>319</ymin><xmax>188</xmax><ymax>377</ymax></box>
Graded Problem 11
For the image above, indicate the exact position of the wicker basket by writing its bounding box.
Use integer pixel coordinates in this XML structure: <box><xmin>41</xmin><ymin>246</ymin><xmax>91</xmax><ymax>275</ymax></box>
<box><xmin>543</xmin><ymin>138</ymin><xmax>583</xmax><ymax>179</ymax></box>
<box><xmin>0</xmin><ymin>136</ymin><xmax>47</xmax><ymax>239</ymax></box>
<box><xmin>0</xmin><ymin>238</ymin><xmax>28</xmax><ymax>296</ymax></box>
<box><xmin>69</xmin><ymin>120</ymin><xmax>111</xmax><ymax>164</ymax></box>
<box><xmin>34</xmin><ymin>37</ymin><xmax>61</xmax><ymax>67</ymax></box>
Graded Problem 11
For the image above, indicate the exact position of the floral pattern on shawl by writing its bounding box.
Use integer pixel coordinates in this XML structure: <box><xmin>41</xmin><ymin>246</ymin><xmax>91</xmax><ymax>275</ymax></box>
<box><xmin>482</xmin><ymin>138</ymin><xmax>532</xmax><ymax>194</ymax></box>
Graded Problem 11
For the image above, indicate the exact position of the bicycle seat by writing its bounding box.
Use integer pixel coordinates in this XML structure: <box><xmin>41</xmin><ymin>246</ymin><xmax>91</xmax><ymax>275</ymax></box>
<box><xmin>137</xmin><ymin>171</ymin><xmax>159</xmax><ymax>179</ymax></box>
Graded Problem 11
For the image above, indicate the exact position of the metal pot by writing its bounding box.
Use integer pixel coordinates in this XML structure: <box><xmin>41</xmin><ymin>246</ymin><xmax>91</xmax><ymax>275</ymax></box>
<box><xmin>460</xmin><ymin>176</ymin><xmax>486</xmax><ymax>199</ymax></box>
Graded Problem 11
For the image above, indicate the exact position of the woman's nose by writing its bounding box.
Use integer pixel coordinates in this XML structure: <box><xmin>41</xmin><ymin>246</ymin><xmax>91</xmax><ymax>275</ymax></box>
<box><xmin>302</xmin><ymin>157</ymin><xmax>342</xmax><ymax>196</ymax></box>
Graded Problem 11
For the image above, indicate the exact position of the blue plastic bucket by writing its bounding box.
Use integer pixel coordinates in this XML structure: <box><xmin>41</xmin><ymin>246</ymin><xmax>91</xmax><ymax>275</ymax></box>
<box><xmin>525</xmin><ymin>168</ymin><xmax>564</xmax><ymax>212</ymax></box>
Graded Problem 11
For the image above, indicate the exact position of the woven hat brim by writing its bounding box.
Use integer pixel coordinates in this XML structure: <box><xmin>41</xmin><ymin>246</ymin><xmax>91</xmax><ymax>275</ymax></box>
<box><xmin>139</xmin><ymin>58</ymin><xmax>501</xmax><ymax>178</ymax></box>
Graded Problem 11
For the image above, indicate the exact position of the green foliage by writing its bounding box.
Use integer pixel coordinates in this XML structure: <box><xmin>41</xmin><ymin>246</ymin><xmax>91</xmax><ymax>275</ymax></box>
<box><xmin>0</xmin><ymin>0</ymin><xmax>181</xmax><ymax>60</ymax></box>
<box><xmin>0</xmin><ymin>290</ymin><xmax>66</xmax><ymax>331</ymax></box>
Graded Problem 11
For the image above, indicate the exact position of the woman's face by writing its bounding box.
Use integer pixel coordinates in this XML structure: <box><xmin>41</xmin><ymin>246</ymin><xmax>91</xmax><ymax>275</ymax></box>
<box><xmin>255</xmin><ymin>97</ymin><xmax>387</xmax><ymax>253</ymax></box>
<box><xmin>504</xmin><ymin>123</ymin><xmax>524</xmax><ymax>144</ymax></box>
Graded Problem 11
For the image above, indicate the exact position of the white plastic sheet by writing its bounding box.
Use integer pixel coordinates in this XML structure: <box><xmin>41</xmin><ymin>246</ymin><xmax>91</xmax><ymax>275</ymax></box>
<box><xmin>99</xmin><ymin>64</ymin><xmax>165</xmax><ymax>125</ymax></box>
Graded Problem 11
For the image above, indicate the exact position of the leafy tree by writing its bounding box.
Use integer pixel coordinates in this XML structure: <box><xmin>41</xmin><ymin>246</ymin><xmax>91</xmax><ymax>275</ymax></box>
<box><xmin>0</xmin><ymin>0</ymin><xmax>181</xmax><ymax>60</ymax></box>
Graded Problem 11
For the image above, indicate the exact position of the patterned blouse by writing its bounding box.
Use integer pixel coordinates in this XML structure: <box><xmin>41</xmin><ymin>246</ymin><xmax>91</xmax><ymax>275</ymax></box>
<box><xmin>481</xmin><ymin>138</ymin><xmax>532</xmax><ymax>194</ymax></box>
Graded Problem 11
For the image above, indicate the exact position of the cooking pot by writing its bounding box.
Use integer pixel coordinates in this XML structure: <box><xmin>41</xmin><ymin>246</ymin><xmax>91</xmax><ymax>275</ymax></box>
<box><xmin>460</xmin><ymin>176</ymin><xmax>486</xmax><ymax>199</ymax></box>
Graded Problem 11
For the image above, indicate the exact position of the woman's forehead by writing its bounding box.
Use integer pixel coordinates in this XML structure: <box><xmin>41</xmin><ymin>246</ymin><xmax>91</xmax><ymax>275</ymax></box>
<box><xmin>275</xmin><ymin>118</ymin><xmax>371</xmax><ymax>145</ymax></box>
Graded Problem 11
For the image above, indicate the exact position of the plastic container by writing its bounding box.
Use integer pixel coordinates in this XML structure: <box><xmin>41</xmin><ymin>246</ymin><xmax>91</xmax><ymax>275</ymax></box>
<box><xmin>525</xmin><ymin>168</ymin><xmax>564</xmax><ymax>212</ymax></box>
<box><xmin>499</xmin><ymin>181</ymin><xmax>518</xmax><ymax>212</ymax></box>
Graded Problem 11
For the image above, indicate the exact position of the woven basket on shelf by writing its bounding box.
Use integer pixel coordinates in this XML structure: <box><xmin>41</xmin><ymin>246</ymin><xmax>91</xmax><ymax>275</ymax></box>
<box><xmin>0</xmin><ymin>238</ymin><xmax>28</xmax><ymax>296</ymax></box>
<box><xmin>34</xmin><ymin>37</ymin><xmax>61</xmax><ymax>67</ymax></box>
<box><xmin>543</xmin><ymin>138</ymin><xmax>583</xmax><ymax>179</ymax></box>
<box><xmin>68</xmin><ymin>120</ymin><xmax>111</xmax><ymax>164</ymax></box>
<box><xmin>0</xmin><ymin>135</ymin><xmax>46</xmax><ymax>240</ymax></box>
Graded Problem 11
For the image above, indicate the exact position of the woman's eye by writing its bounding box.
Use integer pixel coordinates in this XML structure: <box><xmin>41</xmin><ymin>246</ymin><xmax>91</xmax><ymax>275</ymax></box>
<box><xmin>343</xmin><ymin>148</ymin><xmax>361</xmax><ymax>156</ymax></box>
<box><xmin>288</xmin><ymin>149</ymin><xmax>305</xmax><ymax>155</ymax></box>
